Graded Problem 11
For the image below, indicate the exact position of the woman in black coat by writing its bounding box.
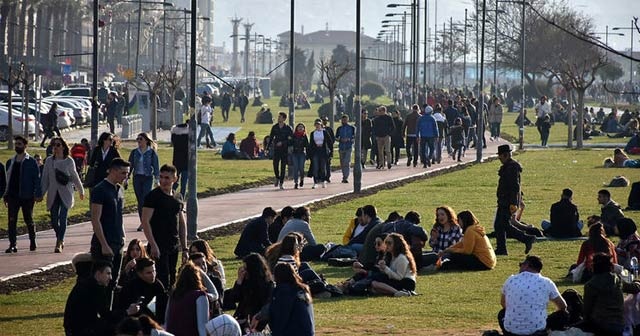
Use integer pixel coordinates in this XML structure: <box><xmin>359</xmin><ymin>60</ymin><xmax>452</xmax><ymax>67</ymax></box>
<box><xmin>86</xmin><ymin>132</ymin><xmax>121</xmax><ymax>187</ymax></box>
<box><xmin>307</xmin><ymin>120</ymin><xmax>333</xmax><ymax>189</ymax></box>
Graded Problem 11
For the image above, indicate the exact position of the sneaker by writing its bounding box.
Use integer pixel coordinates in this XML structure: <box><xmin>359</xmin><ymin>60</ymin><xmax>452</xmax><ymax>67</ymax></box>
<box><xmin>387</xmin><ymin>163</ymin><xmax>392</xmax><ymax>169</ymax></box>
<box><xmin>137</xmin><ymin>225</ymin><xmax>143</xmax><ymax>232</ymax></box>
<box><xmin>406</xmin><ymin>159</ymin><xmax>412</xmax><ymax>167</ymax></box>
<box><xmin>341</xmin><ymin>179</ymin><xmax>348</xmax><ymax>183</ymax></box>
<box><xmin>279</xmin><ymin>183</ymin><xmax>284</xmax><ymax>190</ymax></box>
<box><xmin>294</xmin><ymin>183</ymin><xmax>298</xmax><ymax>189</ymax></box>
<box><xmin>394</xmin><ymin>290</ymin><xmax>411</xmax><ymax>297</ymax></box>
<box><xmin>299</xmin><ymin>180</ymin><xmax>304</xmax><ymax>187</ymax></box>
<box><xmin>322</xmin><ymin>181</ymin><xmax>326</xmax><ymax>188</ymax></box>
<box><xmin>5</xmin><ymin>246</ymin><xmax>16</xmax><ymax>253</ymax></box>
<box><xmin>312</xmin><ymin>183</ymin><xmax>317</xmax><ymax>189</ymax></box>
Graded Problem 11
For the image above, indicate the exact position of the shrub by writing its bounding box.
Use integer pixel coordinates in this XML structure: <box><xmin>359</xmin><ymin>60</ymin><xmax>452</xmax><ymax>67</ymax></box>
<box><xmin>361</xmin><ymin>82</ymin><xmax>386</xmax><ymax>100</ymax></box>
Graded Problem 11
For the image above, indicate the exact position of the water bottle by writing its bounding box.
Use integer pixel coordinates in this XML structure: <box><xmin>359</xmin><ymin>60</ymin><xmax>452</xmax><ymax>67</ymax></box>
<box><xmin>630</xmin><ymin>257</ymin><xmax>638</xmax><ymax>280</ymax></box>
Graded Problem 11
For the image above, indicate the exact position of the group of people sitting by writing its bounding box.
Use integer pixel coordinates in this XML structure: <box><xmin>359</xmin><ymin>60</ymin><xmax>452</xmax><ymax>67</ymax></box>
<box><xmin>219</xmin><ymin>131</ymin><xmax>271</xmax><ymax>160</ymax></box>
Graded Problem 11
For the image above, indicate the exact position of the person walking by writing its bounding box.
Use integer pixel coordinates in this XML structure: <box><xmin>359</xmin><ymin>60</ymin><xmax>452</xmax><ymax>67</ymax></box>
<box><xmin>197</xmin><ymin>100</ymin><xmax>215</xmax><ymax>148</ymax></box>
<box><xmin>290</xmin><ymin>123</ymin><xmax>309</xmax><ymax>189</ymax></box>
<box><xmin>40</xmin><ymin>102</ymin><xmax>60</xmax><ymax>148</ymax></box>
<box><xmin>308</xmin><ymin>120</ymin><xmax>332</xmax><ymax>189</ymax></box>
<box><xmin>41</xmin><ymin>137</ymin><xmax>85</xmax><ymax>253</ymax></box>
<box><xmin>488</xmin><ymin>96</ymin><xmax>504</xmax><ymax>141</ymax></box>
<box><xmin>372</xmin><ymin>106</ymin><xmax>394</xmax><ymax>170</ymax></box>
<box><xmin>360</xmin><ymin>109</ymin><xmax>373</xmax><ymax>168</ymax></box>
<box><xmin>390</xmin><ymin>110</ymin><xmax>404</xmax><ymax>165</ymax></box>
<box><xmin>335</xmin><ymin>114</ymin><xmax>355</xmax><ymax>184</ymax></box>
<box><xmin>238</xmin><ymin>92</ymin><xmax>249</xmax><ymax>123</ymax></box>
<box><xmin>170</xmin><ymin>123</ymin><xmax>189</xmax><ymax>197</ymax></box>
<box><xmin>269</xmin><ymin>112</ymin><xmax>293</xmax><ymax>189</ymax></box>
<box><xmin>402</xmin><ymin>105</ymin><xmax>421</xmax><ymax>167</ymax></box>
<box><xmin>128</xmin><ymin>133</ymin><xmax>159</xmax><ymax>232</ymax></box>
<box><xmin>221</xmin><ymin>92</ymin><xmax>232</xmax><ymax>122</ymax></box>
<box><xmin>4</xmin><ymin>136</ymin><xmax>43</xmax><ymax>253</ymax></box>
<box><xmin>90</xmin><ymin>158</ymin><xmax>130</xmax><ymax>288</ymax></box>
<box><xmin>140</xmin><ymin>164</ymin><xmax>188</xmax><ymax>293</ymax></box>
<box><xmin>321</xmin><ymin>117</ymin><xmax>335</xmax><ymax>183</ymax></box>
<box><xmin>86</xmin><ymin>132</ymin><xmax>121</xmax><ymax>189</ymax></box>
<box><xmin>494</xmin><ymin>145</ymin><xmax>536</xmax><ymax>255</ymax></box>
<box><xmin>105</xmin><ymin>92</ymin><xmax>119</xmax><ymax>134</ymax></box>
<box><xmin>416</xmin><ymin>106</ymin><xmax>439</xmax><ymax>168</ymax></box>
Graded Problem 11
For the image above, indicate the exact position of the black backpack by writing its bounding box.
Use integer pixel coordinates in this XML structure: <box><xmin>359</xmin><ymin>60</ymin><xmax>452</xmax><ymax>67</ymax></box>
<box><xmin>628</xmin><ymin>181</ymin><xmax>640</xmax><ymax>210</ymax></box>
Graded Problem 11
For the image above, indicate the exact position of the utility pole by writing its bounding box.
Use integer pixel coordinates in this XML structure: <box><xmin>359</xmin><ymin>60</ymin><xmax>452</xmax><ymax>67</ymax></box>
<box><xmin>243</xmin><ymin>23</ymin><xmax>253</xmax><ymax>81</ymax></box>
<box><xmin>354</xmin><ymin>0</ymin><xmax>362</xmax><ymax>193</ymax></box>
<box><xmin>187</xmin><ymin>0</ymin><xmax>199</xmax><ymax>241</ymax></box>
<box><xmin>231</xmin><ymin>18</ymin><xmax>242</xmax><ymax>75</ymax></box>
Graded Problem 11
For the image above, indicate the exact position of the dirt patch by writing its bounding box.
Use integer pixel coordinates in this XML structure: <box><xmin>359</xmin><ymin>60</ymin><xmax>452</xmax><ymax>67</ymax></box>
<box><xmin>0</xmin><ymin>161</ymin><xmax>486</xmax><ymax>294</ymax></box>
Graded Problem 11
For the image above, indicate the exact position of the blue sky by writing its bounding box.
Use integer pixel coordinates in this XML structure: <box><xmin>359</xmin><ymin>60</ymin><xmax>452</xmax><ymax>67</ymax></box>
<box><xmin>212</xmin><ymin>0</ymin><xmax>636</xmax><ymax>51</ymax></box>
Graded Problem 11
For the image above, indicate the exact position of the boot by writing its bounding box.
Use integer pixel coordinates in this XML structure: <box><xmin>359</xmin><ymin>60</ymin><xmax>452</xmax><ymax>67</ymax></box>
<box><xmin>28</xmin><ymin>224</ymin><xmax>37</xmax><ymax>251</ymax></box>
<box><xmin>54</xmin><ymin>240</ymin><xmax>63</xmax><ymax>253</ymax></box>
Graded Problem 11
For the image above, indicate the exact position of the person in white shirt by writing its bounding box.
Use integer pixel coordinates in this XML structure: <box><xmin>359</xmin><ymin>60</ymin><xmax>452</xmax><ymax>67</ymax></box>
<box><xmin>197</xmin><ymin>100</ymin><xmax>215</xmax><ymax>148</ymax></box>
<box><xmin>499</xmin><ymin>255</ymin><xmax>568</xmax><ymax>336</ymax></box>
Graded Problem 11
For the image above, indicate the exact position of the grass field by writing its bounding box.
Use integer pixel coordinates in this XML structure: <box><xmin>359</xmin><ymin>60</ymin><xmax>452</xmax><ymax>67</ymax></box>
<box><xmin>1</xmin><ymin>149</ymin><xmax>639</xmax><ymax>335</ymax></box>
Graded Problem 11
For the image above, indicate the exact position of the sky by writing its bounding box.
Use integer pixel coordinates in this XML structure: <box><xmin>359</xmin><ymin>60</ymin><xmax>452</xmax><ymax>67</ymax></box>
<box><xmin>211</xmin><ymin>0</ymin><xmax>637</xmax><ymax>52</ymax></box>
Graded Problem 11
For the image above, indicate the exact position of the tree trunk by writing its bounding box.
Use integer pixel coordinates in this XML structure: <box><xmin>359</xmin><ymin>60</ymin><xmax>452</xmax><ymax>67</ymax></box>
<box><xmin>566</xmin><ymin>89</ymin><xmax>573</xmax><ymax>149</ymax></box>
<box><xmin>329</xmin><ymin>91</ymin><xmax>336</xmax><ymax>130</ymax></box>
<box><xmin>170</xmin><ymin>90</ymin><xmax>176</xmax><ymax>125</ymax></box>
<box><xmin>576</xmin><ymin>89</ymin><xmax>585</xmax><ymax>149</ymax></box>
<box><xmin>0</xmin><ymin>0</ymin><xmax>9</xmax><ymax>66</ymax></box>
<box><xmin>26</xmin><ymin>6</ymin><xmax>35</xmax><ymax>64</ymax></box>
<box><xmin>7</xmin><ymin>2</ymin><xmax>16</xmax><ymax>59</ymax></box>
<box><xmin>151</xmin><ymin>92</ymin><xmax>157</xmax><ymax>140</ymax></box>
<box><xmin>22</xmin><ymin>74</ymin><xmax>29</xmax><ymax>138</ymax></box>
<box><xmin>17</xmin><ymin>1</ymin><xmax>27</xmax><ymax>57</ymax></box>
<box><xmin>7</xmin><ymin>81</ymin><xmax>14</xmax><ymax>149</ymax></box>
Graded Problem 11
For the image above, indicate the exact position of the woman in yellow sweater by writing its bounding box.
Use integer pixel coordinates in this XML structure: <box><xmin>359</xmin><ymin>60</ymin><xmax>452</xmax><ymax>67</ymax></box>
<box><xmin>438</xmin><ymin>210</ymin><xmax>497</xmax><ymax>271</ymax></box>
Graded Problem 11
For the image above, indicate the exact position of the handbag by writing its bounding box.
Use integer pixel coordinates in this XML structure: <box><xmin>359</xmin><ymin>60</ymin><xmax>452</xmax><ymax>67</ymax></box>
<box><xmin>83</xmin><ymin>166</ymin><xmax>96</xmax><ymax>187</ymax></box>
<box><xmin>55</xmin><ymin>168</ymin><xmax>70</xmax><ymax>186</ymax></box>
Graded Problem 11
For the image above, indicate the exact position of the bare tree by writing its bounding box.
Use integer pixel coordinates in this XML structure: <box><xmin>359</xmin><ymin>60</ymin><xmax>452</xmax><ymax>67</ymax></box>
<box><xmin>317</xmin><ymin>58</ymin><xmax>354</xmax><ymax>130</ymax></box>
<box><xmin>19</xmin><ymin>63</ymin><xmax>37</xmax><ymax>138</ymax></box>
<box><xmin>0</xmin><ymin>62</ymin><xmax>23</xmax><ymax>149</ymax></box>
<box><xmin>161</xmin><ymin>60</ymin><xmax>184</xmax><ymax>126</ymax></box>
<box><xmin>132</xmin><ymin>69</ymin><xmax>164</xmax><ymax>140</ymax></box>
<box><xmin>539</xmin><ymin>4</ymin><xmax>606</xmax><ymax>149</ymax></box>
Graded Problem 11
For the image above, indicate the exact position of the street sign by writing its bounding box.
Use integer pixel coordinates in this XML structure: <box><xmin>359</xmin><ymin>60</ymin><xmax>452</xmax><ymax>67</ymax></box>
<box><xmin>61</xmin><ymin>64</ymin><xmax>72</xmax><ymax>75</ymax></box>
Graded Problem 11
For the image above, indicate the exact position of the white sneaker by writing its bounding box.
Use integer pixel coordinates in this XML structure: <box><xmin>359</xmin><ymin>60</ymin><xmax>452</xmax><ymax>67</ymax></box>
<box><xmin>394</xmin><ymin>290</ymin><xmax>411</xmax><ymax>297</ymax></box>
<box><xmin>312</xmin><ymin>183</ymin><xmax>317</xmax><ymax>189</ymax></box>
<box><xmin>322</xmin><ymin>181</ymin><xmax>326</xmax><ymax>188</ymax></box>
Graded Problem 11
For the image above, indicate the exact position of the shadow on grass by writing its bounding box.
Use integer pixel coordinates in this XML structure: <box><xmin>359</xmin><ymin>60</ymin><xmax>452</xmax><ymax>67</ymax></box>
<box><xmin>0</xmin><ymin>312</ymin><xmax>63</xmax><ymax>322</ymax></box>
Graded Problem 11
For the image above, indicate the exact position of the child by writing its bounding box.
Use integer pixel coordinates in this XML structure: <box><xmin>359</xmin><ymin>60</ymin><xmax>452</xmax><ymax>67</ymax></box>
<box><xmin>449</xmin><ymin>118</ymin><xmax>465</xmax><ymax>162</ymax></box>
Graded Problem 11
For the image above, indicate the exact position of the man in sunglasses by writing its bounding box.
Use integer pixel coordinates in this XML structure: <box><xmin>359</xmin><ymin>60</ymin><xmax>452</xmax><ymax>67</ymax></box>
<box><xmin>499</xmin><ymin>255</ymin><xmax>568</xmax><ymax>336</ymax></box>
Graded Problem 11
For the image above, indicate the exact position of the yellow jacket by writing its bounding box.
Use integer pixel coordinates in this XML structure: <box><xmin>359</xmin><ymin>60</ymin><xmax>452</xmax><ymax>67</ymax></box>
<box><xmin>447</xmin><ymin>224</ymin><xmax>497</xmax><ymax>269</ymax></box>
<box><xmin>343</xmin><ymin>218</ymin><xmax>357</xmax><ymax>245</ymax></box>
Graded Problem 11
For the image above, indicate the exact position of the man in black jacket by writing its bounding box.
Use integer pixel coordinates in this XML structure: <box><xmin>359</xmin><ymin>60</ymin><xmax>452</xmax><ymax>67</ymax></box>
<box><xmin>234</xmin><ymin>207</ymin><xmax>277</xmax><ymax>257</ymax></box>
<box><xmin>64</xmin><ymin>260</ymin><xmax>139</xmax><ymax>336</ymax></box>
<box><xmin>269</xmin><ymin>112</ymin><xmax>293</xmax><ymax>189</ymax></box>
<box><xmin>494</xmin><ymin>145</ymin><xmax>535</xmax><ymax>255</ymax></box>
<box><xmin>542</xmin><ymin>188</ymin><xmax>582</xmax><ymax>238</ymax></box>
<box><xmin>372</xmin><ymin>106</ymin><xmax>395</xmax><ymax>169</ymax></box>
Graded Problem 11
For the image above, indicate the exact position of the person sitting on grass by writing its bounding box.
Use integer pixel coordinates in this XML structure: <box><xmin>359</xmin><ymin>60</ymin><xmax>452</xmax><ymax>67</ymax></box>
<box><xmin>342</xmin><ymin>207</ymin><xmax>376</xmax><ymax>255</ymax></box>
<box><xmin>276</xmin><ymin>206</ymin><xmax>325</xmax><ymax>261</ymax></box>
<box><xmin>119</xmin><ymin>238</ymin><xmax>148</xmax><ymax>286</ymax></box>
<box><xmin>114</xmin><ymin>257</ymin><xmax>168</xmax><ymax>323</ymax></box>
<box><xmin>234</xmin><ymin>207</ymin><xmax>277</xmax><ymax>258</ymax></box>
<box><xmin>615</xmin><ymin>218</ymin><xmax>640</xmax><ymax>270</ymax></box>
<box><xmin>267</xmin><ymin>263</ymin><xmax>315</xmax><ymax>336</ymax></box>
<box><xmin>221</xmin><ymin>133</ymin><xmax>248</xmax><ymax>160</ymax></box>
<box><xmin>422</xmin><ymin>206</ymin><xmax>463</xmax><ymax>267</ymax></box>
<box><xmin>239</xmin><ymin>131</ymin><xmax>260</xmax><ymax>159</ymax></box>
<box><xmin>382</xmin><ymin>211</ymin><xmax>428</xmax><ymax>269</ymax></box>
<box><xmin>438</xmin><ymin>210</ymin><xmax>497</xmax><ymax>271</ymax></box>
<box><xmin>370</xmin><ymin>233</ymin><xmax>417</xmax><ymax>297</ymax></box>
<box><xmin>189</xmin><ymin>239</ymin><xmax>226</xmax><ymax>288</ymax></box>
<box><xmin>541</xmin><ymin>188</ymin><xmax>583</xmax><ymax>239</ymax></box>
<box><xmin>574</xmin><ymin>223</ymin><xmax>618</xmax><ymax>283</ymax></box>
<box><xmin>165</xmin><ymin>262</ymin><xmax>212</xmax><ymax>336</ymax></box>
<box><xmin>64</xmin><ymin>260</ymin><xmax>140</xmax><ymax>336</ymax></box>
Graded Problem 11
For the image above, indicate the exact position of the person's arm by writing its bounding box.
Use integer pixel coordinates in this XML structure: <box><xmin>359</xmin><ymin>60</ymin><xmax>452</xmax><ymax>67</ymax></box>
<box><xmin>32</xmin><ymin>160</ymin><xmax>43</xmax><ymax>199</ymax></box>
<box><xmin>141</xmin><ymin>207</ymin><xmax>160</xmax><ymax>259</ymax></box>
<box><xmin>551</xmin><ymin>294</ymin><xmax>567</xmax><ymax>312</ymax></box>
<box><xmin>152</xmin><ymin>150</ymin><xmax>160</xmax><ymax>181</ymax></box>
<box><xmin>383</xmin><ymin>255</ymin><xmax>410</xmax><ymax>280</ymax></box>
<box><xmin>90</xmin><ymin>200</ymin><xmax>113</xmax><ymax>256</ymax></box>
<box><xmin>40</xmin><ymin>159</ymin><xmax>49</xmax><ymax>197</ymax></box>
<box><xmin>304</xmin><ymin>225</ymin><xmax>317</xmax><ymax>246</ymax></box>
<box><xmin>199</xmin><ymin>270</ymin><xmax>219</xmax><ymax>299</ymax></box>
<box><xmin>582</xmin><ymin>283</ymin><xmax>594</xmax><ymax>320</ymax></box>
<box><xmin>195</xmin><ymin>295</ymin><xmax>209</xmax><ymax>336</ymax></box>
<box><xmin>0</xmin><ymin>163</ymin><xmax>5</xmax><ymax>196</ymax></box>
<box><xmin>69</xmin><ymin>159</ymin><xmax>85</xmax><ymax>200</ymax></box>
<box><xmin>500</xmin><ymin>293</ymin><xmax>506</xmax><ymax>309</ymax></box>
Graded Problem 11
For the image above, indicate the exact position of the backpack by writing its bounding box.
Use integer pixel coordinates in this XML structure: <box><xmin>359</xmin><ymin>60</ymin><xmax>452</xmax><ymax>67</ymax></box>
<box><xmin>629</xmin><ymin>181</ymin><xmax>640</xmax><ymax>210</ymax></box>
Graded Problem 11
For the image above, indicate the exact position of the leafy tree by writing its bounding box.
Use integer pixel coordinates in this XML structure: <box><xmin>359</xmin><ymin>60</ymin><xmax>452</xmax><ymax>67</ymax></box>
<box><xmin>598</xmin><ymin>61</ymin><xmax>624</xmax><ymax>82</ymax></box>
<box><xmin>361</xmin><ymin>82</ymin><xmax>385</xmax><ymax>100</ymax></box>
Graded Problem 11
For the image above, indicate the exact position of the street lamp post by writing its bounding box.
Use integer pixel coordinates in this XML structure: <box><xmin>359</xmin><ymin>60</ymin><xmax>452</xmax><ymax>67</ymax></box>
<box><xmin>354</xmin><ymin>0</ymin><xmax>362</xmax><ymax>193</ymax></box>
<box><xmin>187</xmin><ymin>0</ymin><xmax>198</xmax><ymax>241</ymax></box>
<box><xmin>613</xmin><ymin>21</ymin><xmax>635</xmax><ymax>86</ymax></box>
<box><xmin>289</xmin><ymin>0</ymin><xmax>295</xmax><ymax>127</ymax></box>
<box><xmin>590</xmin><ymin>27</ymin><xmax>625</xmax><ymax>59</ymax></box>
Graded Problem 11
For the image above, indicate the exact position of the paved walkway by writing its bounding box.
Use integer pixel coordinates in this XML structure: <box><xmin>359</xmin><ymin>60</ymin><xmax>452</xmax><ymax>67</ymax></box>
<box><xmin>0</xmin><ymin>137</ymin><xmax>509</xmax><ymax>281</ymax></box>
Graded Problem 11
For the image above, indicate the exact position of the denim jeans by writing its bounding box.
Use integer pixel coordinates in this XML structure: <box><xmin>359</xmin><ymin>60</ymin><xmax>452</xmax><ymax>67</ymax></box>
<box><xmin>291</xmin><ymin>152</ymin><xmax>306</xmax><ymax>184</ymax></box>
<box><xmin>490</xmin><ymin>122</ymin><xmax>501</xmax><ymax>138</ymax></box>
<box><xmin>172</xmin><ymin>168</ymin><xmax>189</xmax><ymax>198</ymax></box>
<box><xmin>6</xmin><ymin>196</ymin><xmax>35</xmax><ymax>246</ymax></box>
<box><xmin>133</xmin><ymin>175</ymin><xmax>154</xmax><ymax>219</ymax></box>
<box><xmin>197</xmin><ymin>123</ymin><xmax>214</xmax><ymax>146</ymax></box>
<box><xmin>338</xmin><ymin>148</ymin><xmax>352</xmax><ymax>180</ymax></box>
<box><xmin>434</xmin><ymin>137</ymin><xmax>444</xmax><ymax>163</ymax></box>
<box><xmin>273</xmin><ymin>150</ymin><xmax>288</xmax><ymax>184</ymax></box>
<box><xmin>420</xmin><ymin>137</ymin><xmax>435</xmax><ymax>164</ymax></box>
<box><xmin>406</xmin><ymin>136</ymin><xmax>418</xmax><ymax>164</ymax></box>
<box><xmin>50</xmin><ymin>193</ymin><xmax>69</xmax><ymax>241</ymax></box>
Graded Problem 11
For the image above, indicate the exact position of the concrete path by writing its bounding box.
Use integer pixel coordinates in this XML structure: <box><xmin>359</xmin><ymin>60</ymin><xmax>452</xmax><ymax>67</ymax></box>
<box><xmin>0</xmin><ymin>137</ymin><xmax>509</xmax><ymax>281</ymax></box>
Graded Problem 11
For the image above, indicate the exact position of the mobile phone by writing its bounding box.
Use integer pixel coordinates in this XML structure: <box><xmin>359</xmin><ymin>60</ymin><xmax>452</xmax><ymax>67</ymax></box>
<box><xmin>136</xmin><ymin>296</ymin><xmax>145</xmax><ymax>305</ymax></box>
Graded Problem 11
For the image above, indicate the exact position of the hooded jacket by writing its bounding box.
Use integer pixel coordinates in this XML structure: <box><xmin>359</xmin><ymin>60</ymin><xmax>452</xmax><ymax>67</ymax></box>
<box><xmin>447</xmin><ymin>224</ymin><xmax>497</xmax><ymax>269</ymax></box>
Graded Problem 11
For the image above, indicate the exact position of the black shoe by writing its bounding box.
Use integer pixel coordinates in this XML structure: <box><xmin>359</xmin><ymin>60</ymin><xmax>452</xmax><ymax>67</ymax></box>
<box><xmin>487</xmin><ymin>231</ymin><xmax>497</xmax><ymax>238</ymax></box>
<box><xmin>30</xmin><ymin>240</ymin><xmax>37</xmax><ymax>251</ymax></box>
<box><xmin>326</xmin><ymin>178</ymin><xmax>331</xmax><ymax>183</ymax></box>
<box><xmin>524</xmin><ymin>236</ymin><xmax>536</xmax><ymax>254</ymax></box>
<box><xmin>413</xmin><ymin>162</ymin><xmax>417</xmax><ymax>167</ymax></box>
<box><xmin>427</xmin><ymin>161</ymin><xmax>431</xmax><ymax>167</ymax></box>
<box><xmin>495</xmin><ymin>249</ymin><xmax>508</xmax><ymax>256</ymax></box>
<box><xmin>341</xmin><ymin>179</ymin><xmax>348</xmax><ymax>183</ymax></box>
<box><xmin>5</xmin><ymin>246</ymin><xmax>16</xmax><ymax>253</ymax></box>
<box><xmin>407</xmin><ymin>159</ymin><xmax>411</xmax><ymax>167</ymax></box>
<box><xmin>387</xmin><ymin>163</ymin><xmax>392</xmax><ymax>169</ymax></box>
<box><xmin>423</xmin><ymin>163</ymin><xmax>427</xmax><ymax>168</ymax></box>
<box><xmin>299</xmin><ymin>180</ymin><xmax>304</xmax><ymax>187</ymax></box>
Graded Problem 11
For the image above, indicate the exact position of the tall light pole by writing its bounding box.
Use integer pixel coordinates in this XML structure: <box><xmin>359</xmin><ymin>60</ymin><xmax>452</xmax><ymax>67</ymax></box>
<box><xmin>477</xmin><ymin>0</ymin><xmax>487</xmax><ymax>162</ymax></box>
<box><xmin>187</xmin><ymin>0</ymin><xmax>198</xmax><ymax>241</ymax></box>
<box><xmin>289</xmin><ymin>0</ymin><xmax>295</xmax><ymax>127</ymax></box>
<box><xmin>590</xmin><ymin>27</ymin><xmax>625</xmax><ymax>59</ymax></box>
<box><xmin>92</xmin><ymin>0</ymin><xmax>98</xmax><ymax>147</ymax></box>
<box><xmin>354</xmin><ymin>0</ymin><xmax>362</xmax><ymax>193</ymax></box>
<box><xmin>613</xmin><ymin>21</ymin><xmax>635</xmax><ymax>86</ymax></box>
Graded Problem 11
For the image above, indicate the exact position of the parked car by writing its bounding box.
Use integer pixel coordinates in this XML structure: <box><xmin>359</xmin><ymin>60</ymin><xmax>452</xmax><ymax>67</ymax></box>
<box><xmin>43</xmin><ymin>97</ymin><xmax>91</xmax><ymax>125</ymax></box>
<box><xmin>1</xmin><ymin>102</ymin><xmax>74</xmax><ymax>129</ymax></box>
<box><xmin>0</xmin><ymin>106</ymin><xmax>39</xmax><ymax>142</ymax></box>
<box><xmin>53</xmin><ymin>87</ymin><xmax>91</xmax><ymax>98</ymax></box>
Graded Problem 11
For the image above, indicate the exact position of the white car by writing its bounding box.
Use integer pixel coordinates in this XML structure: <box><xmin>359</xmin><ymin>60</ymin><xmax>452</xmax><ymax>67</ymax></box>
<box><xmin>2</xmin><ymin>102</ymin><xmax>74</xmax><ymax>129</ymax></box>
<box><xmin>43</xmin><ymin>98</ymin><xmax>91</xmax><ymax>125</ymax></box>
<box><xmin>0</xmin><ymin>106</ymin><xmax>39</xmax><ymax>142</ymax></box>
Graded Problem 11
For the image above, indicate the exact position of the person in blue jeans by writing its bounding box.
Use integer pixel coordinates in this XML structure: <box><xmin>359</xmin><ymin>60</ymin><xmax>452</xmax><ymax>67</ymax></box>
<box><xmin>290</xmin><ymin>123</ymin><xmax>309</xmax><ymax>189</ymax></box>
<box><xmin>127</xmin><ymin>133</ymin><xmax>159</xmax><ymax>230</ymax></box>
<box><xmin>335</xmin><ymin>114</ymin><xmax>355</xmax><ymax>183</ymax></box>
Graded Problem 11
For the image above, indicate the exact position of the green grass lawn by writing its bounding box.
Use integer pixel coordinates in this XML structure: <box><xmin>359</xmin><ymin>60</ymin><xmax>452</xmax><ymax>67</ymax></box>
<box><xmin>1</xmin><ymin>149</ymin><xmax>639</xmax><ymax>335</ymax></box>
